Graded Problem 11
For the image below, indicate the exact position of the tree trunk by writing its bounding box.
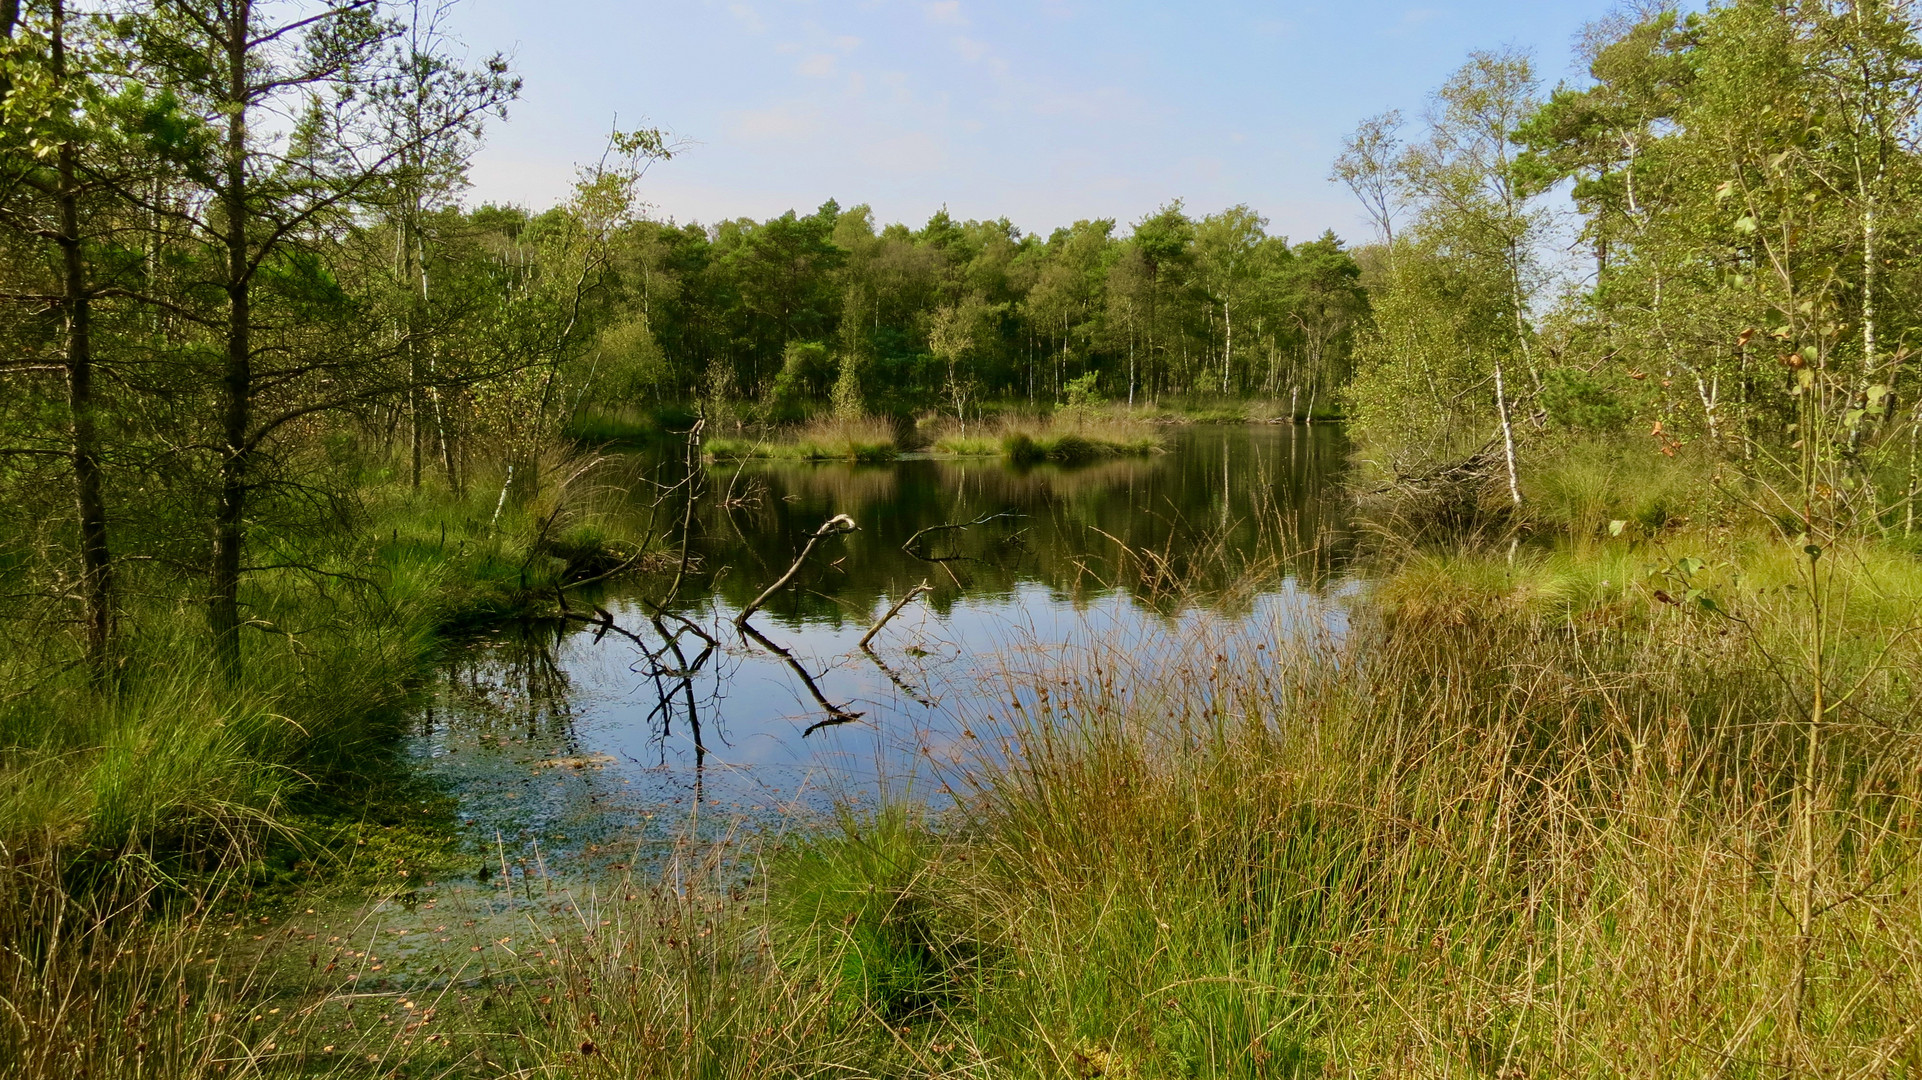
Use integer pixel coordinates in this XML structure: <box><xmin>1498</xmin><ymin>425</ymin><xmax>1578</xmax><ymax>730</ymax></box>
<box><xmin>0</xmin><ymin>0</ymin><xmax>19</xmax><ymax>100</ymax></box>
<box><xmin>1127</xmin><ymin>319</ymin><xmax>1136</xmax><ymax>408</ymax></box>
<box><xmin>406</xmin><ymin>208</ymin><xmax>427</xmax><ymax>489</ymax></box>
<box><xmin>421</xmin><ymin>240</ymin><xmax>457</xmax><ymax>491</ymax></box>
<box><xmin>52</xmin><ymin>0</ymin><xmax>112</xmax><ymax>680</ymax></box>
<box><xmin>1220</xmin><ymin>303</ymin><xmax>1232</xmax><ymax>396</ymax></box>
<box><xmin>1495</xmin><ymin>359</ymin><xmax>1522</xmax><ymax>507</ymax></box>
<box><xmin>210</xmin><ymin>5</ymin><xmax>252</xmax><ymax>685</ymax></box>
<box><xmin>1864</xmin><ymin>187</ymin><xmax>1876</xmax><ymax>371</ymax></box>
<box><xmin>1507</xmin><ymin>238</ymin><xmax>1540</xmax><ymax>394</ymax></box>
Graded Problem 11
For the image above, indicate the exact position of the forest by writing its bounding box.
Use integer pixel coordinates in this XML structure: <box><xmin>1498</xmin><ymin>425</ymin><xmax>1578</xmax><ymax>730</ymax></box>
<box><xmin>552</xmin><ymin>202</ymin><xmax>1367</xmax><ymax>421</ymax></box>
<box><xmin>5</xmin><ymin>0</ymin><xmax>1922</xmax><ymax>1077</ymax></box>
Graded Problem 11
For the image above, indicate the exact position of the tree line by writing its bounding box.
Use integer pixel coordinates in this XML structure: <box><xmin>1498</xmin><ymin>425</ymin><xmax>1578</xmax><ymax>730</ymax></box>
<box><xmin>1341</xmin><ymin>0</ymin><xmax>1922</xmax><ymax>535</ymax></box>
<box><xmin>546</xmin><ymin>199</ymin><xmax>1368</xmax><ymax>422</ymax></box>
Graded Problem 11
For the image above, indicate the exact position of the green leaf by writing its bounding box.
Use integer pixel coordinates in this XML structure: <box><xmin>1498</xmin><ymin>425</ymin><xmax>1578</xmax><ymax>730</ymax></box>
<box><xmin>1733</xmin><ymin>215</ymin><xmax>1757</xmax><ymax>233</ymax></box>
<box><xmin>1608</xmin><ymin>520</ymin><xmax>1627</xmax><ymax>537</ymax></box>
<box><xmin>1678</xmin><ymin>557</ymin><xmax>1705</xmax><ymax>577</ymax></box>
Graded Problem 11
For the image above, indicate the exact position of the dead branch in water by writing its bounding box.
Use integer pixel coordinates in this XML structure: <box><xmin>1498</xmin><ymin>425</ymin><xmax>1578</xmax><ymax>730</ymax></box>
<box><xmin>862</xmin><ymin>647</ymin><xmax>935</xmax><ymax>708</ymax></box>
<box><xmin>737</xmin><ymin>620</ymin><xmax>865</xmax><ymax>736</ymax></box>
<box><xmin>555</xmin><ymin>598</ymin><xmax>652</xmax><ymax>650</ymax></box>
<box><xmin>901</xmin><ymin>511</ymin><xmax>1022</xmax><ymax>564</ymax></box>
<box><xmin>733</xmin><ymin>514</ymin><xmax>857</xmax><ymax>629</ymax></box>
<box><xmin>859</xmin><ymin>580</ymin><xmax>933</xmax><ymax>649</ymax></box>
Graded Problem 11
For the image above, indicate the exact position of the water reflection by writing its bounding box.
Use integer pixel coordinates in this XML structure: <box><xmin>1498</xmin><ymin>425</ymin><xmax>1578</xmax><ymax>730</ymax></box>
<box><xmin>413</xmin><ymin>424</ymin><xmax>1355</xmax><ymax>877</ymax></box>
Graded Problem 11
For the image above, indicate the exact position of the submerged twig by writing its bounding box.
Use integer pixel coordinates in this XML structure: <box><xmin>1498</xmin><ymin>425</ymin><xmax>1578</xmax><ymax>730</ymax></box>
<box><xmin>733</xmin><ymin>514</ymin><xmax>857</xmax><ymax>629</ymax></box>
<box><xmin>557</xmin><ymin>607</ymin><xmax>651</xmax><ymax>650</ymax></box>
<box><xmin>861</xmin><ymin>646</ymin><xmax>935</xmax><ymax>708</ymax></box>
<box><xmin>737</xmin><ymin>621</ymin><xmax>864</xmax><ymax>736</ymax></box>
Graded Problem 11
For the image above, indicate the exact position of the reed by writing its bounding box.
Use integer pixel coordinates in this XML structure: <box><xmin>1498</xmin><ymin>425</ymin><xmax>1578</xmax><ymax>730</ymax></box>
<box><xmin>707</xmin><ymin>416</ymin><xmax>900</xmax><ymax>463</ymax></box>
<box><xmin>928</xmin><ymin>413</ymin><xmax>1165</xmax><ymax>462</ymax></box>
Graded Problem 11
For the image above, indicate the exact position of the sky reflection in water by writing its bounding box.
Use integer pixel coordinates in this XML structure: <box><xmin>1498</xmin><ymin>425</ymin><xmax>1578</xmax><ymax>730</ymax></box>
<box><xmin>410</xmin><ymin>424</ymin><xmax>1357</xmax><ymax>882</ymax></box>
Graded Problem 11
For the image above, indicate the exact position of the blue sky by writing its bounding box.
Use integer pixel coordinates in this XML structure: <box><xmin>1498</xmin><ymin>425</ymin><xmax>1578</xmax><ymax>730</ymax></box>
<box><xmin>453</xmin><ymin>0</ymin><xmax>1613</xmax><ymax>243</ymax></box>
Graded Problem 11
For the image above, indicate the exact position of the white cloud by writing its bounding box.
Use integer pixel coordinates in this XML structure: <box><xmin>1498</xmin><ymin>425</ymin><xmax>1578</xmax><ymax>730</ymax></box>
<box><xmin>798</xmin><ymin>53</ymin><xmax>838</xmax><ymax>77</ymax></box>
<box><xmin>952</xmin><ymin>36</ymin><xmax>989</xmax><ymax>63</ymax></box>
<box><xmin>726</xmin><ymin>3</ymin><xmax>766</xmax><ymax>33</ymax></box>
<box><xmin>925</xmin><ymin>1</ymin><xmax>966</xmax><ymax>26</ymax></box>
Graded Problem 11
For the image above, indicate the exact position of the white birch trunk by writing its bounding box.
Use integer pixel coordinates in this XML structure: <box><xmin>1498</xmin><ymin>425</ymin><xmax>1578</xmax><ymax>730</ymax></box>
<box><xmin>1496</xmin><ymin>360</ymin><xmax>1522</xmax><ymax>507</ymax></box>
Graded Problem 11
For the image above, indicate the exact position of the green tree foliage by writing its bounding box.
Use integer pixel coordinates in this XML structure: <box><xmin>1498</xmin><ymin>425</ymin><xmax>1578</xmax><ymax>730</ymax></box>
<box><xmin>0</xmin><ymin>0</ymin><xmax>520</xmax><ymax>683</ymax></box>
<box><xmin>557</xmin><ymin>198</ymin><xmax>1366</xmax><ymax>421</ymax></box>
<box><xmin>1345</xmin><ymin>1</ymin><xmax>1922</xmax><ymax>532</ymax></box>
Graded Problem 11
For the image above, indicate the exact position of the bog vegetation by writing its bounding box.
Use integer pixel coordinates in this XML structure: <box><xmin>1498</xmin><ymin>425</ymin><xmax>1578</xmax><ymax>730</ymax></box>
<box><xmin>4</xmin><ymin>0</ymin><xmax>1922</xmax><ymax>1077</ymax></box>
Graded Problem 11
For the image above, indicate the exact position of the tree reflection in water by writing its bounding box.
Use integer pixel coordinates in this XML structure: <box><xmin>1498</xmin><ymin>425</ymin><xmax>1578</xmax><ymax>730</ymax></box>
<box><xmin>417</xmin><ymin>424</ymin><xmax>1357</xmax><ymax>870</ymax></box>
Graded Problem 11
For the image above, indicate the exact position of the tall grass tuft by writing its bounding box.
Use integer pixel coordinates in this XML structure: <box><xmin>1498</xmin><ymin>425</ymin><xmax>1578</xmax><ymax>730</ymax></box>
<box><xmin>707</xmin><ymin>415</ymin><xmax>900</xmax><ymax>463</ymax></box>
<box><xmin>927</xmin><ymin>413</ymin><xmax>1165</xmax><ymax>462</ymax></box>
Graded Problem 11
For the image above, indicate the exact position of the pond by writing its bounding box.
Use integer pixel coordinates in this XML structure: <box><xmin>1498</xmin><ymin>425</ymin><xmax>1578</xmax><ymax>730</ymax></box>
<box><xmin>411</xmin><ymin>423</ymin><xmax>1358</xmax><ymax>890</ymax></box>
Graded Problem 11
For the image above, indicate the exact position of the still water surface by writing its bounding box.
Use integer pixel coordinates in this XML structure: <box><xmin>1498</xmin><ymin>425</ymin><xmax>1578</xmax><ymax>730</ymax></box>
<box><xmin>411</xmin><ymin>424</ymin><xmax>1356</xmax><ymax>880</ymax></box>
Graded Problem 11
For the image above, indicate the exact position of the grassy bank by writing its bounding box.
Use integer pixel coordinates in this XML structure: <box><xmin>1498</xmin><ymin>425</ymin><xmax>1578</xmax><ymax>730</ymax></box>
<box><xmin>1125</xmin><ymin>397</ymin><xmax>1345</xmax><ymax>425</ymax></box>
<box><xmin>931</xmin><ymin>414</ymin><xmax>1164</xmax><ymax>463</ymax></box>
<box><xmin>706</xmin><ymin>416</ymin><xmax>902</xmax><ymax>463</ymax></box>
<box><xmin>34</xmin><ymin>514</ymin><xmax>1920</xmax><ymax>1078</ymax></box>
<box><xmin>686</xmin><ymin>397</ymin><xmax>1349</xmax><ymax>467</ymax></box>
<box><xmin>564</xmin><ymin>403</ymin><xmax>703</xmax><ymax>448</ymax></box>
<box><xmin>0</xmin><ymin>446</ymin><xmax>658</xmax><ymax>1064</ymax></box>
<box><xmin>702</xmin><ymin>412</ymin><xmax>1166</xmax><ymax>465</ymax></box>
<box><xmin>16</xmin><ymin>435</ymin><xmax>1922</xmax><ymax>1077</ymax></box>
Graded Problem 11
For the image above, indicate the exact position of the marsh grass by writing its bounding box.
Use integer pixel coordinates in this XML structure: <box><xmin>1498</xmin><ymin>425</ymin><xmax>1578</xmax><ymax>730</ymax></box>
<box><xmin>16</xmin><ymin>425</ymin><xmax>1922</xmax><ymax>1077</ymax></box>
<box><xmin>0</xmin><ymin>442</ymin><xmax>674</xmax><ymax>1076</ymax></box>
<box><xmin>1522</xmin><ymin>437</ymin><xmax>1721</xmax><ymax>539</ymax></box>
<box><xmin>0</xmin><ymin>857</ymin><xmax>490</xmax><ymax>1080</ymax></box>
<box><xmin>707</xmin><ymin>416</ymin><xmax>900</xmax><ymax>463</ymax></box>
<box><xmin>928</xmin><ymin>413</ymin><xmax>1165</xmax><ymax>463</ymax></box>
<box><xmin>563</xmin><ymin>403</ymin><xmax>698</xmax><ymax>447</ymax></box>
<box><xmin>1118</xmin><ymin>397</ymin><xmax>1343</xmax><ymax>424</ymax></box>
<box><xmin>735</xmin><ymin>530</ymin><xmax>1922</xmax><ymax>1076</ymax></box>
